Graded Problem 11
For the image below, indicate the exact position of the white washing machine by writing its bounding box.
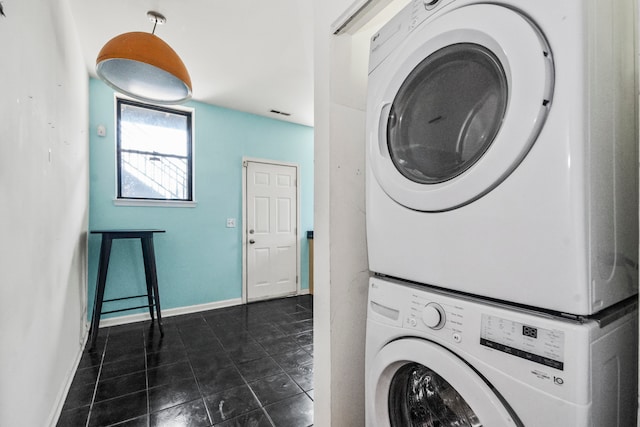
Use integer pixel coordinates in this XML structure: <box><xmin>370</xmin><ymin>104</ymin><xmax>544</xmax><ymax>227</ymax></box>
<box><xmin>366</xmin><ymin>0</ymin><xmax>638</xmax><ymax>315</ymax></box>
<box><xmin>365</xmin><ymin>276</ymin><xmax>638</xmax><ymax>426</ymax></box>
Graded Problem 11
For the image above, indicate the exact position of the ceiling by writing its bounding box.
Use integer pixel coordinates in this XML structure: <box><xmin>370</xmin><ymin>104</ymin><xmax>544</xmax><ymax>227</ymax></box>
<box><xmin>68</xmin><ymin>0</ymin><xmax>314</xmax><ymax>127</ymax></box>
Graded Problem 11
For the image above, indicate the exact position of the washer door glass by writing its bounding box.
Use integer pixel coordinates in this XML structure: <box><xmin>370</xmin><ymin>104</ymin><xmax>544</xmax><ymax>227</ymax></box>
<box><xmin>388</xmin><ymin>43</ymin><xmax>507</xmax><ymax>184</ymax></box>
<box><xmin>368</xmin><ymin>338</ymin><xmax>522</xmax><ymax>426</ymax></box>
<box><xmin>388</xmin><ymin>362</ymin><xmax>481</xmax><ymax>426</ymax></box>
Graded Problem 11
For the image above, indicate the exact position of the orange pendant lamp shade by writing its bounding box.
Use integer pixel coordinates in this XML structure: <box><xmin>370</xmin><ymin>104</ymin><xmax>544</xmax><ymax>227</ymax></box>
<box><xmin>96</xmin><ymin>31</ymin><xmax>192</xmax><ymax>104</ymax></box>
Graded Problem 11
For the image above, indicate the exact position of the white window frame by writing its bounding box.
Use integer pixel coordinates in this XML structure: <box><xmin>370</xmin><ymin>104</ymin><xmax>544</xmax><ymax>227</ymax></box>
<box><xmin>113</xmin><ymin>96</ymin><xmax>196</xmax><ymax>208</ymax></box>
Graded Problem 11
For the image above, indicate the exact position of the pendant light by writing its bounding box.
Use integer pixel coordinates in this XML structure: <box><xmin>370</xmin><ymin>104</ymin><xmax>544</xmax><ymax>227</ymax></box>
<box><xmin>96</xmin><ymin>11</ymin><xmax>192</xmax><ymax>104</ymax></box>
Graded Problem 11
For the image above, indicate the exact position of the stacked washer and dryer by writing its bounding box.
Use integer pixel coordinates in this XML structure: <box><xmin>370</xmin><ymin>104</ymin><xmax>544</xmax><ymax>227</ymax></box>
<box><xmin>364</xmin><ymin>0</ymin><xmax>639</xmax><ymax>425</ymax></box>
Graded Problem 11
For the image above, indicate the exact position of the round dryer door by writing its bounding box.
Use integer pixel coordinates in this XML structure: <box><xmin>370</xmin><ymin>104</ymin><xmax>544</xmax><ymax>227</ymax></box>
<box><xmin>368</xmin><ymin>338</ymin><xmax>522</xmax><ymax>426</ymax></box>
<box><xmin>368</xmin><ymin>4</ymin><xmax>553</xmax><ymax>211</ymax></box>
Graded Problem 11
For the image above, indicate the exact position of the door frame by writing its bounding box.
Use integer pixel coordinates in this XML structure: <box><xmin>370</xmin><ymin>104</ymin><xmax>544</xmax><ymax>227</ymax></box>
<box><xmin>242</xmin><ymin>157</ymin><xmax>301</xmax><ymax>304</ymax></box>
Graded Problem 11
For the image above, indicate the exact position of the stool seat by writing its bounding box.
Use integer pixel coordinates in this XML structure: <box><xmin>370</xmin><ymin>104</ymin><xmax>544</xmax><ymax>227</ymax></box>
<box><xmin>89</xmin><ymin>229</ymin><xmax>165</xmax><ymax>348</ymax></box>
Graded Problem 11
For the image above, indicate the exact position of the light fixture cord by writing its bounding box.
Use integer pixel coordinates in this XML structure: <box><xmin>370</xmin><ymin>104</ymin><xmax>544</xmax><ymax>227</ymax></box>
<box><xmin>152</xmin><ymin>19</ymin><xmax>158</xmax><ymax>34</ymax></box>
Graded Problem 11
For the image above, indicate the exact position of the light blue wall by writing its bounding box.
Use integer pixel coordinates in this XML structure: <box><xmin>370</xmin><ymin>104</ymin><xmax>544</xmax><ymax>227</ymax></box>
<box><xmin>88</xmin><ymin>78</ymin><xmax>314</xmax><ymax>319</ymax></box>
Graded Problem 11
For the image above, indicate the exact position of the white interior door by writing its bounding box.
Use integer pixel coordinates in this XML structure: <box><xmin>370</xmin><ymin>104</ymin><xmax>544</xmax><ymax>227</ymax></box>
<box><xmin>245</xmin><ymin>160</ymin><xmax>298</xmax><ymax>301</ymax></box>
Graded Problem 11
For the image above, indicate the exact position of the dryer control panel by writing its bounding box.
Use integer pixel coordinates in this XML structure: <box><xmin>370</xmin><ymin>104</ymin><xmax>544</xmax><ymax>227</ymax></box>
<box><xmin>368</xmin><ymin>0</ymin><xmax>455</xmax><ymax>73</ymax></box>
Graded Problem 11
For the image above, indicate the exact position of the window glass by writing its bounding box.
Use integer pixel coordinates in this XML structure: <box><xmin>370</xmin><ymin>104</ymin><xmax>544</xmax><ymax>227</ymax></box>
<box><xmin>388</xmin><ymin>362</ymin><xmax>481</xmax><ymax>427</ymax></box>
<box><xmin>387</xmin><ymin>43</ymin><xmax>508</xmax><ymax>184</ymax></box>
<box><xmin>117</xmin><ymin>99</ymin><xmax>193</xmax><ymax>201</ymax></box>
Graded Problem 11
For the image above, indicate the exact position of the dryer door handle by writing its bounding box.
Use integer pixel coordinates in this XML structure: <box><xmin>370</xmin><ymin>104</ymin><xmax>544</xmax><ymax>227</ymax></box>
<box><xmin>376</xmin><ymin>102</ymin><xmax>392</xmax><ymax>158</ymax></box>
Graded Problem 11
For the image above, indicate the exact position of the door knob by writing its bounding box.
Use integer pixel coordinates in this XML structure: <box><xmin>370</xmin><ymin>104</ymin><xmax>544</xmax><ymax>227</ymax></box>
<box><xmin>249</xmin><ymin>239</ymin><xmax>255</xmax><ymax>244</ymax></box>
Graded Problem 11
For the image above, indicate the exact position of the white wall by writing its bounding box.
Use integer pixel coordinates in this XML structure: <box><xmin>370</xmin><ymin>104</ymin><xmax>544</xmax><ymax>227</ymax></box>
<box><xmin>313</xmin><ymin>3</ymin><xmax>338</xmax><ymax>424</ymax></box>
<box><xmin>314</xmin><ymin>1</ymin><xmax>395</xmax><ymax>425</ymax></box>
<box><xmin>314</xmin><ymin>2</ymin><xmax>360</xmax><ymax>425</ymax></box>
<box><xmin>0</xmin><ymin>0</ymin><xmax>89</xmax><ymax>425</ymax></box>
<box><xmin>314</xmin><ymin>1</ymin><xmax>411</xmax><ymax>425</ymax></box>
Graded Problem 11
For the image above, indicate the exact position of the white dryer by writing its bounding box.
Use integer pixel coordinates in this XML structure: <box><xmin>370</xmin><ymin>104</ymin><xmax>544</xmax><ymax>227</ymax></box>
<box><xmin>365</xmin><ymin>276</ymin><xmax>638</xmax><ymax>426</ymax></box>
<box><xmin>365</xmin><ymin>0</ymin><xmax>638</xmax><ymax>315</ymax></box>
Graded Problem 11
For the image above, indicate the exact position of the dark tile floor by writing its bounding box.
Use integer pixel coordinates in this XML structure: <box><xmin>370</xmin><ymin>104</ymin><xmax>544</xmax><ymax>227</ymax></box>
<box><xmin>57</xmin><ymin>295</ymin><xmax>314</xmax><ymax>427</ymax></box>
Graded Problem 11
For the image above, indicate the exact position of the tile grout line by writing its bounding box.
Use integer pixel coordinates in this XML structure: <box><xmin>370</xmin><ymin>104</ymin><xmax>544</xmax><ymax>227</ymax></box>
<box><xmin>85</xmin><ymin>328</ymin><xmax>109</xmax><ymax>427</ymax></box>
<box><xmin>143</xmin><ymin>325</ymin><xmax>150</xmax><ymax>427</ymax></box>
<box><xmin>100</xmin><ymin>325</ymin><xmax>151</xmax><ymax>426</ymax></box>
<box><xmin>206</xmin><ymin>310</ymin><xmax>273</xmax><ymax>426</ymax></box>
<box><xmin>233</xmin><ymin>310</ymin><xmax>285</xmax><ymax>427</ymax></box>
<box><xmin>247</xmin><ymin>304</ymin><xmax>314</xmax><ymax>424</ymax></box>
<box><xmin>207</xmin><ymin>305</ymin><xmax>306</xmax><ymax>426</ymax></box>
<box><xmin>185</xmin><ymin>313</ymin><xmax>216</xmax><ymax>426</ymax></box>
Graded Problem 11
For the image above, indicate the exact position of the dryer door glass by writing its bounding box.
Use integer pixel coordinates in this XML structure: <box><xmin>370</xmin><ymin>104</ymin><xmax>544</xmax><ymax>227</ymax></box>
<box><xmin>388</xmin><ymin>362</ymin><xmax>481</xmax><ymax>426</ymax></box>
<box><xmin>387</xmin><ymin>43</ymin><xmax>507</xmax><ymax>184</ymax></box>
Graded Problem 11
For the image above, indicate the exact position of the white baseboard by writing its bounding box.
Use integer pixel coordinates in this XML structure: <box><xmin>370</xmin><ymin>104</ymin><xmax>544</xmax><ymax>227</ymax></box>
<box><xmin>298</xmin><ymin>288</ymin><xmax>311</xmax><ymax>295</ymax></box>
<box><xmin>48</xmin><ymin>322</ymin><xmax>90</xmax><ymax>427</ymax></box>
<box><xmin>98</xmin><ymin>298</ymin><xmax>243</xmax><ymax>328</ymax></box>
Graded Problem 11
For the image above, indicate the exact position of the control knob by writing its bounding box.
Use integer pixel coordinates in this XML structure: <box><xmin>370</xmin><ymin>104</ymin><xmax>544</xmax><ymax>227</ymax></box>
<box><xmin>421</xmin><ymin>302</ymin><xmax>445</xmax><ymax>329</ymax></box>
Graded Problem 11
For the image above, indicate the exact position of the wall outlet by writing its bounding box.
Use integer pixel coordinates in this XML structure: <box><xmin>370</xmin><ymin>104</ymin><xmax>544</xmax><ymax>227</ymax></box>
<box><xmin>226</xmin><ymin>218</ymin><xmax>236</xmax><ymax>228</ymax></box>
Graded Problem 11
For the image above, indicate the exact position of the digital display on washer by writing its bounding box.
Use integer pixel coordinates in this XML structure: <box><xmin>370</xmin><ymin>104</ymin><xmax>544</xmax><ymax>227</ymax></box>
<box><xmin>480</xmin><ymin>314</ymin><xmax>564</xmax><ymax>370</ymax></box>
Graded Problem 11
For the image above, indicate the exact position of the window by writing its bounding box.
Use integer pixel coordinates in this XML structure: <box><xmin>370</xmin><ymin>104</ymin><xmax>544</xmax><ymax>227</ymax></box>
<box><xmin>117</xmin><ymin>99</ymin><xmax>193</xmax><ymax>202</ymax></box>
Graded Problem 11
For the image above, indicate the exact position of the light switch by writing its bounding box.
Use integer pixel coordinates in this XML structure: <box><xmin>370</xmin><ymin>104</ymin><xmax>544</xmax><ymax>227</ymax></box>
<box><xmin>226</xmin><ymin>218</ymin><xmax>236</xmax><ymax>228</ymax></box>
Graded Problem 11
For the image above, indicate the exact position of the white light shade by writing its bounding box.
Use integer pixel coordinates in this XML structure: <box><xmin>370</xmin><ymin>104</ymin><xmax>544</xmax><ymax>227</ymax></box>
<box><xmin>96</xmin><ymin>32</ymin><xmax>192</xmax><ymax>104</ymax></box>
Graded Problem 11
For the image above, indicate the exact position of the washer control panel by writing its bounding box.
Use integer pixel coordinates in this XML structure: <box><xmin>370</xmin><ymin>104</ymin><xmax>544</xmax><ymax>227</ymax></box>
<box><xmin>480</xmin><ymin>314</ymin><xmax>565</xmax><ymax>370</ymax></box>
<box><xmin>405</xmin><ymin>293</ymin><xmax>464</xmax><ymax>343</ymax></box>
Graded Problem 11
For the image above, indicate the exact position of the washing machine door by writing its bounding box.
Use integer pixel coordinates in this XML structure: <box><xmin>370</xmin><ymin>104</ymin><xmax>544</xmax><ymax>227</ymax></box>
<box><xmin>368</xmin><ymin>338</ymin><xmax>522</xmax><ymax>426</ymax></box>
<box><xmin>368</xmin><ymin>4</ymin><xmax>553</xmax><ymax>211</ymax></box>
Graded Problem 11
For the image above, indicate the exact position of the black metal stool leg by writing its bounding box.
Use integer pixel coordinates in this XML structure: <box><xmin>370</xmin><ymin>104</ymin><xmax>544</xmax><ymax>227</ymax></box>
<box><xmin>142</xmin><ymin>236</ymin><xmax>164</xmax><ymax>336</ymax></box>
<box><xmin>90</xmin><ymin>236</ymin><xmax>112</xmax><ymax>349</ymax></box>
<box><xmin>141</xmin><ymin>239</ymin><xmax>155</xmax><ymax>322</ymax></box>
